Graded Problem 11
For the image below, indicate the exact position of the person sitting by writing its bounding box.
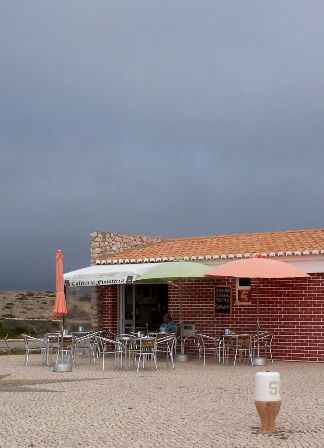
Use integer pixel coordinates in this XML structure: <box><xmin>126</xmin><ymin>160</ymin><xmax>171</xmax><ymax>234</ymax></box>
<box><xmin>159</xmin><ymin>313</ymin><xmax>177</xmax><ymax>334</ymax></box>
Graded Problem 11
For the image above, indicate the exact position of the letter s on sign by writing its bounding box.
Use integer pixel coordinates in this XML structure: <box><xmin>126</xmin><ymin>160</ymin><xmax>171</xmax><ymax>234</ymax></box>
<box><xmin>269</xmin><ymin>380</ymin><xmax>278</xmax><ymax>395</ymax></box>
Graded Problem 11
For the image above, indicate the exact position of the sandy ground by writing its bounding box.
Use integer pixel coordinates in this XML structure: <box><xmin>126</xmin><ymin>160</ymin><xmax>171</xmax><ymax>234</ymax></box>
<box><xmin>0</xmin><ymin>355</ymin><xmax>323</xmax><ymax>448</ymax></box>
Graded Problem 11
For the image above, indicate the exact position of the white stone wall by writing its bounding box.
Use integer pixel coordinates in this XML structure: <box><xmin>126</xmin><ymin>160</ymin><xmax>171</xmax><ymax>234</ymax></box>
<box><xmin>90</xmin><ymin>231</ymin><xmax>165</xmax><ymax>264</ymax></box>
<box><xmin>90</xmin><ymin>287</ymin><xmax>101</xmax><ymax>328</ymax></box>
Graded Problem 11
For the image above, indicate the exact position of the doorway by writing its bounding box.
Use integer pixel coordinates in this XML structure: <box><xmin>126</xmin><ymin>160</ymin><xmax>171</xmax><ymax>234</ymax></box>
<box><xmin>121</xmin><ymin>284</ymin><xmax>168</xmax><ymax>333</ymax></box>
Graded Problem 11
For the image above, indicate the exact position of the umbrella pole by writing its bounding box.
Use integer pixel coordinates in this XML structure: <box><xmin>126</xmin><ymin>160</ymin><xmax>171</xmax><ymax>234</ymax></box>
<box><xmin>174</xmin><ymin>283</ymin><xmax>189</xmax><ymax>362</ymax></box>
<box><xmin>257</xmin><ymin>280</ymin><xmax>260</xmax><ymax>358</ymax></box>
<box><xmin>179</xmin><ymin>285</ymin><xmax>184</xmax><ymax>355</ymax></box>
<box><xmin>252</xmin><ymin>279</ymin><xmax>266</xmax><ymax>366</ymax></box>
<box><xmin>62</xmin><ymin>316</ymin><xmax>65</xmax><ymax>363</ymax></box>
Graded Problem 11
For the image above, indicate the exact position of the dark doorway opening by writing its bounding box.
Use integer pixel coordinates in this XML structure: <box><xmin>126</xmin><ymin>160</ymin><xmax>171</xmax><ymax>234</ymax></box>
<box><xmin>124</xmin><ymin>284</ymin><xmax>168</xmax><ymax>333</ymax></box>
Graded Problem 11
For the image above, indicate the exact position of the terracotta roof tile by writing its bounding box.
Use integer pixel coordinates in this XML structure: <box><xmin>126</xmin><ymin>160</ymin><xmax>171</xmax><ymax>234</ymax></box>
<box><xmin>97</xmin><ymin>228</ymin><xmax>324</xmax><ymax>264</ymax></box>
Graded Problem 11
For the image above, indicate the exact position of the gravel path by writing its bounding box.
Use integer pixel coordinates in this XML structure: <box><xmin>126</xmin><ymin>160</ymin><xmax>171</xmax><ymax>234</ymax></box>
<box><xmin>0</xmin><ymin>355</ymin><xmax>323</xmax><ymax>448</ymax></box>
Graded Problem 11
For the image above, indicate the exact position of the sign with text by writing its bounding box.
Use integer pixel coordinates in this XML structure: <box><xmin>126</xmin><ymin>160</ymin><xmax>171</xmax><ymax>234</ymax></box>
<box><xmin>215</xmin><ymin>285</ymin><xmax>232</xmax><ymax>315</ymax></box>
<box><xmin>65</xmin><ymin>277</ymin><xmax>126</xmax><ymax>287</ymax></box>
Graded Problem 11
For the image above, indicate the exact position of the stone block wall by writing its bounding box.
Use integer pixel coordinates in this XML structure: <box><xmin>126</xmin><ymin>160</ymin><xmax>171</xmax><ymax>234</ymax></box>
<box><xmin>90</xmin><ymin>231</ymin><xmax>165</xmax><ymax>264</ymax></box>
<box><xmin>90</xmin><ymin>287</ymin><xmax>102</xmax><ymax>328</ymax></box>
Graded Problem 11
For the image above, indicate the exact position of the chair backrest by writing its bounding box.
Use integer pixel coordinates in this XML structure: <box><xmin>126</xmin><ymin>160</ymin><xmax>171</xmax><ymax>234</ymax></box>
<box><xmin>44</xmin><ymin>333</ymin><xmax>61</xmax><ymax>348</ymax></box>
<box><xmin>155</xmin><ymin>334</ymin><xmax>175</xmax><ymax>351</ymax></box>
<box><xmin>251</xmin><ymin>332</ymin><xmax>272</xmax><ymax>345</ymax></box>
<box><xmin>0</xmin><ymin>334</ymin><xmax>14</xmax><ymax>354</ymax></box>
<box><xmin>22</xmin><ymin>334</ymin><xmax>46</xmax><ymax>349</ymax></box>
<box><xmin>45</xmin><ymin>332</ymin><xmax>61</xmax><ymax>338</ymax></box>
<box><xmin>196</xmin><ymin>333</ymin><xmax>219</xmax><ymax>347</ymax></box>
<box><xmin>60</xmin><ymin>335</ymin><xmax>74</xmax><ymax>348</ymax></box>
<box><xmin>156</xmin><ymin>332</ymin><xmax>171</xmax><ymax>341</ymax></box>
<box><xmin>95</xmin><ymin>335</ymin><xmax>121</xmax><ymax>353</ymax></box>
<box><xmin>136</xmin><ymin>337</ymin><xmax>155</xmax><ymax>352</ymax></box>
<box><xmin>100</xmin><ymin>330</ymin><xmax>114</xmax><ymax>339</ymax></box>
<box><xmin>196</xmin><ymin>333</ymin><xmax>204</xmax><ymax>347</ymax></box>
<box><xmin>258</xmin><ymin>332</ymin><xmax>272</xmax><ymax>340</ymax></box>
<box><xmin>74</xmin><ymin>334</ymin><xmax>93</xmax><ymax>348</ymax></box>
<box><xmin>235</xmin><ymin>335</ymin><xmax>251</xmax><ymax>349</ymax></box>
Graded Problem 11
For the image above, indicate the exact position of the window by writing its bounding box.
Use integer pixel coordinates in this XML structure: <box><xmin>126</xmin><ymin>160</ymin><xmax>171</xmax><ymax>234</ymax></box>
<box><xmin>238</xmin><ymin>278</ymin><xmax>251</xmax><ymax>287</ymax></box>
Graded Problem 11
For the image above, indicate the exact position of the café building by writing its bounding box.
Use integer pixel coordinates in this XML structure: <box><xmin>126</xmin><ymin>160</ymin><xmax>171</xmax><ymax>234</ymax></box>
<box><xmin>64</xmin><ymin>228</ymin><xmax>324</xmax><ymax>362</ymax></box>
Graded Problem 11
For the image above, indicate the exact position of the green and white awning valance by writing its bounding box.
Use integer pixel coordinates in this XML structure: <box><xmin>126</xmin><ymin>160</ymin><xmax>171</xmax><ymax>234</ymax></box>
<box><xmin>64</xmin><ymin>263</ymin><xmax>162</xmax><ymax>287</ymax></box>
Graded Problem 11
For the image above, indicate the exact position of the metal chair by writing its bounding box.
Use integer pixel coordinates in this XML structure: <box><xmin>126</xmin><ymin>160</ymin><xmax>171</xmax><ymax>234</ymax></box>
<box><xmin>196</xmin><ymin>334</ymin><xmax>223</xmax><ymax>366</ymax></box>
<box><xmin>155</xmin><ymin>333</ymin><xmax>176</xmax><ymax>368</ymax></box>
<box><xmin>52</xmin><ymin>335</ymin><xmax>76</xmax><ymax>367</ymax></box>
<box><xmin>95</xmin><ymin>335</ymin><xmax>123</xmax><ymax>371</ymax></box>
<box><xmin>0</xmin><ymin>334</ymin><xmax>14</xmax><ymax>355</ymax></box>
<box><xmin>44</xmin><ymin>332</ymin><xmax>61</xmax><ymax>366</ymax></box>
<box><xmin>22</xmin><ymin>334</ymin><xmax>48</xmax><ymax>367</ymax></box>
<box><xmin>252</xmin><ymin>332</ymin><xmax>273</xmax><ymax>363</ymax></box>
<box><xmin>131</xmin><ymin>337</ymin><xmax>157</xmax><ymax>372</ymax></box>
<box><xmin>74</xmin><ymin>333</ymin><xmax>98</xmax><ymax>366</ymax></box>
<box><xmin>228</xmin><ymin>334</ymin><xmax>253</xmax><ymax>366</ymax></box>
<box><xmin>175</xmin><ymin>333</ymin><xmax>198</xmax><ymax>357</ymax></box>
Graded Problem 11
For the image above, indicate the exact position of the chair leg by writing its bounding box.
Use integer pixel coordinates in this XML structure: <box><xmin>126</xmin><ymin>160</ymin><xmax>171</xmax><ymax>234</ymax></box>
<box><xmin>269</xmin><ymin>343</ymin><xmax>273</xmax><ymax>363</ymax></box>
<box><xmin>92</xmin><ymin>347</ymin><xmax>96</xmax><ymax>363</ymax></box>
<box><xmin>42</xmin><ymin>349</ymin><xmax>48</xmax><ymax>365</ymax></box>
<box><xmin>169</xmin><ymin>348</ymin><xmax>175</xmax><ymax>369</ymax></box>
<box><xmin>25</xmin><ymin>349</ymin><xmax>29</xmax><ymax>367</ymax></box>
<box><xmin>118</xmin><ymin>352</ymin><xmax>123</xmax><ymax>369</ymax></box>
<box><xmin>46</xmin><ymin>347</ymin><xmax>51</xmax><ymax>366</ymax></box>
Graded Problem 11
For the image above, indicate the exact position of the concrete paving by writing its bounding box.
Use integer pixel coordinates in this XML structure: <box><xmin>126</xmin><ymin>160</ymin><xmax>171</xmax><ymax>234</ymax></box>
<box><xmin>0</xmin><ymin>355</ymin><xmax>323</xmax><ymax>448</ymax></box>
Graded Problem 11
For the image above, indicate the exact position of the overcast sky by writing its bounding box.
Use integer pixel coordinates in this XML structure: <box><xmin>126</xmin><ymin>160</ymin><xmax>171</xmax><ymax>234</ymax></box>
<box><xmin>1</xmin><ymin>1</ymin><xmax>323</xmax><ymax>290</ymax></box>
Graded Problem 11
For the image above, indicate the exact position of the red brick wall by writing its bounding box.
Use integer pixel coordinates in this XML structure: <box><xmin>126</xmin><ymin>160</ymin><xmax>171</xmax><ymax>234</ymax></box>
<box><xmin>168</xmin><ymin>274</ymin><xmax>324</xmax><ymax>362</ymax></box>
<box><xmin>100</xmin><ymin>274</ymin><xmax>324</xmax><ymax>362</ymax></box>
<box><xmin>101</xmin><ymin>285</ymin><xmax>118</xmax><ymax>335</ymax></box>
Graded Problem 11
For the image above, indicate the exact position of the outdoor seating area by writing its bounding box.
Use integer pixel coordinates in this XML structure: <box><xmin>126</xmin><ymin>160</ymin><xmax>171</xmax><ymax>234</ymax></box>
<box><xmin>21</xmin><ymin>330</ymin><xmax>177</xmax><ymax>371</ymax></box>
<box><xmin>21</xmin><ymin>328</ymin><xmax>274</xmax><ymax>371</ymax></box>
<box><xmin>181</xmin><ymin>330</ymin><xmax>274</xmax><ymax>366</ymax></box>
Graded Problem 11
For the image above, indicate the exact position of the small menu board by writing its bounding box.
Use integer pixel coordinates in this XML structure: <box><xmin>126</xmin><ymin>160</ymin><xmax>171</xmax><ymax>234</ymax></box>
<box><xmin>215</xmin><ymin>285</ymin><xmax>232</xmax><ymax>315</ymax></box>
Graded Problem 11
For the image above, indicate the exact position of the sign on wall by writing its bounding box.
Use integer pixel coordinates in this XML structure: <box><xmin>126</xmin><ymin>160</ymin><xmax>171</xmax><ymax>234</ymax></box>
<box><xmin>237</xmin><ymin>289</ymin><xmax>252</xmax><ymax>304</ymax></box>
<box><xmin>215</xmin><ymin>285</ymin><xmax>232</xmax><ymax>316</ymax></box>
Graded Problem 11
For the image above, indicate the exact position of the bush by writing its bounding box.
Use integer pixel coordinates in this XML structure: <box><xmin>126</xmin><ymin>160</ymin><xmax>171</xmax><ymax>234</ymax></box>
<box><xmin>0</xmin><ymin>319</ymin><xmax>61</xmax><ymax>338</ymax></box>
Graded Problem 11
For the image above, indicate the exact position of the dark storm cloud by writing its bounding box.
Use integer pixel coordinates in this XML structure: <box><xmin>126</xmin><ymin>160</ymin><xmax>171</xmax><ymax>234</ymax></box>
<box><xmin>0</xmin><ymin>1</ymin><xmax>323</xmax><ymax>289</ymax></box>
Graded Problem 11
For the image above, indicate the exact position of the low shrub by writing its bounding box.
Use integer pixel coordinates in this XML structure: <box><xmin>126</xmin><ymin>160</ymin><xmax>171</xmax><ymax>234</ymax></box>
<box><xmin>0</xmin><ymin>319</ymin><xmax>61</xmax><ymax>338</ymax></box>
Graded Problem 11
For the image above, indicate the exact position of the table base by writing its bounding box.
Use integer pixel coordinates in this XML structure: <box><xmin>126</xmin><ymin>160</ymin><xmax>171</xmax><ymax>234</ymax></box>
<box><xmin>175</xmin><ymin>353</ymin><xmax>189</xmax><ymax>362</ymax></box>
<box><xmin>53</xmin><ymin>362</ymin><xmax>73</xmax><ymax>372</ymax></box>
<box><xmin>252</xmin><ymin>357</ymin><xmax>267</xmax><ymax>366</ymax></box>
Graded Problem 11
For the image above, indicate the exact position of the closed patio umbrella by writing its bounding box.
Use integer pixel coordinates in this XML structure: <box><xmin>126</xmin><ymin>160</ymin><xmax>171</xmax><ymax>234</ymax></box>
<box><xmin>53</xmin><ymin>249</ymin><xmax>71</xmax><ymax>372</ymax></box>
<box><xmin>53</xmin><ymin>249</ymin><xmax>68</xmax><ymax>323</ymax></box>
<box><xmin>135</xmin><ymin>261</ymin><xmax>211</xmax><ymax>361</ymax></box>
<box><xmin>206</xmin><ymin>257</ymin><xmax>310</xmax><ymax>364</ymax></box>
